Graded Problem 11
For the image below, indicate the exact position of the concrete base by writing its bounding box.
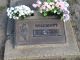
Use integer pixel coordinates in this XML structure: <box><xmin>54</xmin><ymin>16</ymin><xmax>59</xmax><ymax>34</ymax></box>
<box><xmin>4</xmin><ymin>18</ymin><xmax>80</xmax><ymax>60</ymax></box>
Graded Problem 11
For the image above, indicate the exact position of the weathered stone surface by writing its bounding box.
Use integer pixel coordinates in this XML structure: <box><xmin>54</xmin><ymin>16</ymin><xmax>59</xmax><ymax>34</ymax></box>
<box><xmin>68</xmin><ymin>0</ymin><xmax>80</xmax><ymax>49</ymax></box>
<box><xmin>4</xmin><ymin>17</ymin><xmax>80</xmax><ymax>60</ymax></box>
<box><xmin>0</xmin><ymin>0</ymin><xmax>7</xmax><ymax>6</ymax></box>
<box><xmin>15</xmin><ymin>17</ymin><xmax>66</xmax><ymax>45</ymax></box>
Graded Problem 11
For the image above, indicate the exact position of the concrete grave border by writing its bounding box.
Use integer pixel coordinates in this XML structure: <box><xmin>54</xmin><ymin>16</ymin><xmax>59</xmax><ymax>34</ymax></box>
<box><xmin>4</xmin><ymin>16</ymin><xmax>80</xmax><ymax>60</ymax></box>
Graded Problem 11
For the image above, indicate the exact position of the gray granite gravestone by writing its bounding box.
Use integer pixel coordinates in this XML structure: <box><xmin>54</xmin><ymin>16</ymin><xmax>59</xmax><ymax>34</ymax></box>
<box><xmin>4</xmin><ymin>0</ymin><xmax>80</xmax><ymax>60</ymax></box>
<box><xmin>15</xmin><ymin>17</ymin><xmax>66</xmax><ymax>46</ymax></box>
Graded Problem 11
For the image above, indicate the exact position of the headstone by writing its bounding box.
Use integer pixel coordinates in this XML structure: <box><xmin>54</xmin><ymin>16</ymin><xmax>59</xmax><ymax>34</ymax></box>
<box><xmin>4</xmin><ymin>16</ymin><xmax>80</xmax><ymax>60</ymax></box>
<box><xmin>15</xmin><ymin>17</ymin><xmax>66</xmax><ymax>45</ymax></box>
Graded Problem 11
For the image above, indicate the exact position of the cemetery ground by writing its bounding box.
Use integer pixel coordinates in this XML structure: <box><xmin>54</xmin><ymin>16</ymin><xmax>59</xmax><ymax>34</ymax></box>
<box><xmin>0</xmin><ymin>0</ymin><xmax>80</xmax><ymax>60</ymax></box>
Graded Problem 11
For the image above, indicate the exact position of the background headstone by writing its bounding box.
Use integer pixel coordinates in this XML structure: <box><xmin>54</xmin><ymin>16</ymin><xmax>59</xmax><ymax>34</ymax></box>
<box><xmin>10</xmin><ymin>0</ymin><xmax>43</xmax><ymax>10</ymax></box>
<box><xmin>68</xmin><ymin>0</ymin><xmax>80</xmax><ymax>49</ymax></box>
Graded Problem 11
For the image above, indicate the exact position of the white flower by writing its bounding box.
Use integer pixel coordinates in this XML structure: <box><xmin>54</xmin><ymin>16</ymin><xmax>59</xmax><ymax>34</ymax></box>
<box><xmin>49</xmin><ymin>2</ymin><xmax>54</xmax><ymax>5</ymax></box>
<box><xmin>16</xmin><ymin>17</ymin><xmax>19</xmax><ymax>19</ymax></box>
<box><xmin>14</xmin><ymin>10</ymin><xmax>17</xmax><ymax>13</ymax></box>
<box><xmin>19</xmin><ymin>14</ymin><xmax>22</xmax><ymax>17</ymax></box>
<box><xmin>7</xmin><ymin>5</ymin><xmax>34</xmax><ymax>20</ymax></box>
<box><xmin>10</xmin><ymin>7</ymin><xmax>14</xmax><ymax>10</ymax></box>
<box><xmin>54</xmin><ymin>10</ymin><xmax>57</xmax><ymax>13</ymax></box>
<box><xmin>40</xmin><ymin>10</ymin><xmax>42</xmax><ymax>13</ymax></box>
<box><xmin>47</xmin><ymin>5</ymin><xmax>51</xmax><ymax>9</ymax></box>
<box><xmin>31</xmin><ymin>10</ymin><xmax>34</xmax><ymax>13</ymax></box>
<box><xmin>9</xmin><ymin>15</ymin><xmax>12</xmax><ymax>19</ymax></box>
<box><xmin>43</xmin><ymin>2</ymin><xmax>48</xmax><ymax>6</ymax></box>
<box><xmin>13</xmin><ymin>16</ymin><xmax>16</xmax><ymax>19</ymax></box>
<box><xmin>7</xmin><ymin>8</ymin><xmax>10</xmax><ymax>12</ymax></box>
<box><xmin>64</xmin><ymin>1</ymin><xmax>69</xmax><ymax>7</ymax></box>
<box><xmin>52</xmin><ymin>5</ymin><xmax>55</xmax><ymax>9</ymax></box>
<box><xmin>63</xmin><ymin>14</ymin><xmax>70</xmax><ymax>22</ymax></box>
<box><xmin>41</xmin><ymin>5</ymin><xmax>46</xmax><ymax>10</ymax></box>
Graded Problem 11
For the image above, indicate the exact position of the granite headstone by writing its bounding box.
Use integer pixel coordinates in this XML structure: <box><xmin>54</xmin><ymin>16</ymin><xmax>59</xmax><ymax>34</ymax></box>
<box><xmin>15</xmin><ymin>17</ymin><xmax>66</xmax><ymax>45</ymax></box>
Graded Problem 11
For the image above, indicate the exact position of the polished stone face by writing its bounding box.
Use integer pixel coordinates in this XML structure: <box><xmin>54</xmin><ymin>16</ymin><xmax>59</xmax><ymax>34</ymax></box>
<box><xmin>15</xmin><ymin>18</ymin><xmax>66</xmax><ymax>45</ymax></box>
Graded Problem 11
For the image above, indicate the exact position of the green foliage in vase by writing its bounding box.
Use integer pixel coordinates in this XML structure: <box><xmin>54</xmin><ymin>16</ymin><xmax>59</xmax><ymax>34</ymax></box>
<box><xmin>32</xmin><ymin>0</ymin><xmax>70</xmax><ymax>21</ymax></box>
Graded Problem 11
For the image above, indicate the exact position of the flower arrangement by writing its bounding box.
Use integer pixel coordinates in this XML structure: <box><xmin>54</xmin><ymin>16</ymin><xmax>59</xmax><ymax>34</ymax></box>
<box><xmin>32</xmin><ymin>0</ymin><xmax>70</xmax><ymax>22</ymax></box>
<box><xmin>7</xmin><ymin>5</ymin><xmax>34</xmax><ymax>20</ymax></box>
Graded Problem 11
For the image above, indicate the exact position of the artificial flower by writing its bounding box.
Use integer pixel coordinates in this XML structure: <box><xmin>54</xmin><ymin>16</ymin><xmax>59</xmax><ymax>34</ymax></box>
<box><xmin>7</xmin><ymin>5</ymin><xmax>34</xmax><ymax>20</ymax></box>
<box><xmin>32</xmin><ymin>0</ymin><xmax>70</xmax><ymax>21</ymax></box>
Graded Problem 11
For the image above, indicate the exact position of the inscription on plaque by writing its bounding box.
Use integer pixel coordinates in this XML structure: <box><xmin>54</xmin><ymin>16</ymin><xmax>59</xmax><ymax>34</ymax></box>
<box><xmin>15</xmin><ymin>19</ymin><xmax>66</xmax><ymax>45</ymax></box>
<box><xmin>33</xmin><ymin>29</ymin><xmax>60</xmax><ymax>36</ymax></box>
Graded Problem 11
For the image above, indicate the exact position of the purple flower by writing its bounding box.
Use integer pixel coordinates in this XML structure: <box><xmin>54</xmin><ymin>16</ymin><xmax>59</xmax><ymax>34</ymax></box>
<box><xmin>63</xmin><ymin>9</ymin><xmax>70</xmax><ymax>14</ymax></box>
<box><xmin>63</xmin><ymin>14</ymin><xmax>70</xmax><ymax>22</ymax></box>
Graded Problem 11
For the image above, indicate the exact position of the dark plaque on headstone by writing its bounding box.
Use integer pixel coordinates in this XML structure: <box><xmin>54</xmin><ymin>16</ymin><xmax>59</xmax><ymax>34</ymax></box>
<box><xmin>15</xmin><ymin>17</ymin><xmax>66</xmax><ymax>45</ymax></box>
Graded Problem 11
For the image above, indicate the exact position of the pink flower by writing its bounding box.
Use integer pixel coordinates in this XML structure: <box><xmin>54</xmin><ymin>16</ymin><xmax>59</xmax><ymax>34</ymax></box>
<box><xmin>36</xmin><ymin>0</ymin><xmax>42</xmax><ymax>5</ymax></box>
<box><xmin>46</xmin><ymin>5</ymin><xmax>52</xmax><ymax>10</ymax></box>
<box><xmin>47</xmin><ymin>5</ymin><xmax>51</xmax><ymax>9</ymax></box>
<box><xmin>55</xmin><ymin>2</ymin><xmax>60</xmax><ymax>7</ymax></box>
<box><xmin>55</xmin><ymin>2</ymin><xmax>65</xmax><ymax>10</ymax></box>
<box><xmin>43</xmin><ymin>2</ymin><xmax>48</xmax><ymax>6</ymax></box>
<box><xmin>32</xmin><ymin>4</ymin><xmax>37</xmax><ymax>8</ymax></box>
<box><xmin>41</xmin><ymin>5</ymin><xmax>46</xmax><ymax>10</ymax></box>
<box><xmin>37</xmin><ymin>4</ymin><xmax>41</xmax><ymax>7</ymax></box>
<box><xmin>35</xmin><ymin>0</ymin><xmax>42</xmax><ymax>7</ymax></box>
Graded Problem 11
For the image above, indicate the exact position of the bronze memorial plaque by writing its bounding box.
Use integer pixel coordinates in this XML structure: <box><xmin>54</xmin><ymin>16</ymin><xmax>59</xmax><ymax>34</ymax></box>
<box><xmin>15</xmin><ymin>18</ymin><xmax>66</xmax><ymax>45</ymax></box>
